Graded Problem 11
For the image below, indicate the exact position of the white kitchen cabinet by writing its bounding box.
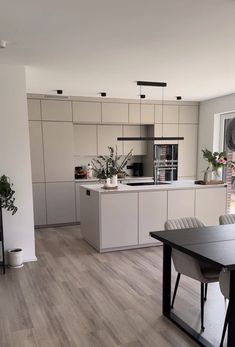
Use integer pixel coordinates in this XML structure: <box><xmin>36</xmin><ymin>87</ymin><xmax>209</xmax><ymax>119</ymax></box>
<box><xmin>97</xmin><ymin>125</ymin><xmax>123</xmax><ymax>155</ymax></box>
<box><xmin>168</xmin><ymin>189</ymin><xmax>195</xmax><ymax>219</ymax></box>
<box><xmin>29</xmin><ymin>121</ymin><xmax>45</xmax><ymax>182</ymax></box>
<box><xmin>32</xmin><ymin>183</ymin><xmax>47</xmax><ymax>226</ymax></box>
<box><xmin>43</xmin><ymin>122</ymin><xmax>74</xmax><ymax>182</ymax></box>
<box><xmin>140</xmin><ymin>104</ymin><xmax>155</xmax><ymax>124</ymax></box>
<box><xmin>163</xmin><ymin>105</ymin><xmax>179</xmax><ymax>123</ymax></box>
<box><xmin>179</xmin><ymin>105</ymin><xmax>199</xmax><ymax>124</ymax></box>
<box><xmin>102</xmin><ymin>103</ymin><xmax>128</xmax><ymax>123</ymax></box>
<box><xmin>129</xmin><ymin>104</ymin><xmax>141</xmax><ymax>123</ymax></box>
<box><xmin>195</xmin><ymin>188</ymin><xmax>227</xmax><ymax>226</ymax></box>
<box><xmin>73</xmin><ymin>101</ymin><xmax>101</xmax><ymax>123</ymax></box>
<box><xmin>178</xmin><ymin>124</ymin><xmax>198</xmax><ymax>178</ymax></box>
<box><xmin>75</xmin><ymin>181</ymin><xmax>98</xmax><ymax>222</ymax></box>
<box><xmin>27</xmin><ymin>99</ymin><xmax>41</xmax><ymax>120</ymax></box>
<box><xmin>73</xmin><ymin>124</ymin><xmax>97</xmax><ymax>156</ymax></box>
<box><xmin>123</xmin><ymin>125</ymin><xmax>147</xmax><ymax>155</ymax></box>
<box><xmin>155</xmin><ymin>104</ymin><xmax>163</xmax><ymax>123</ymax></box>
<box><xmin>139</xmin><ymin>191</ymin><xmax>167</xmax><ymax>244</ymax></box>
<box><xmin>46</xmin><ymin>182</ymin><xmax>76</xmax><ymax>224</ymax></box>
<box><xmin>41</xmin><ymin>100</ymin><xmax>72</xmax><ymax>121</ymax></box>
<box><xmin>100</xmin><ymin>193</ymin><xmax>138</xmax><ymax>248</ymax></box>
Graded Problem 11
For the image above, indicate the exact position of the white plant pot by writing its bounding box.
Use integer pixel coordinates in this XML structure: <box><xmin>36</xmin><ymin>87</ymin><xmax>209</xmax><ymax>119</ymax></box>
<box><xmin>104</xmin><ymin>178</ymin><xmax>111</xmax><ymax>188</ymax></box>
<box><xmin>111</xmin><ymin>174</ymin><xmax>118</xmax><ymax>187</ymax></box>
<box><xmin>8</xmin><ymin>248</ymin><xmax>24</xmax><ymax>268</ymax></box>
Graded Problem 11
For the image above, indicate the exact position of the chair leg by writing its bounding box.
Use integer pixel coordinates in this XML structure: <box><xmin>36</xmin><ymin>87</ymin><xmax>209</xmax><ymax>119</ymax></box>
<box><xmin>204</xmin><ymin>283</ymin><xmax>208</xmax><ymax>301</ymax></box>
<box><xmin>220</xmin><ymin>303</ymin><xmax>230</xmax><ymax>347</ymax></box>
<box><xmin>171</xmin><ymin>273</ymin><xmax>181</xmax><ymax>309</ymax></box>
<box><xmin>201</xmin><ymin>282</ymin><xmax>205</xmax><ymax>331</ymax></box>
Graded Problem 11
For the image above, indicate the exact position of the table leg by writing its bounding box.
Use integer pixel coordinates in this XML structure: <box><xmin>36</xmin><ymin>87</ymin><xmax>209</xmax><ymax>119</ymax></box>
<box><xmin>227</xmin><ymin>270</ymin><xmax>235</xmax><ymax>346</ymax></box>
<box><xmin>163</xmin><ymin>244</ymin><xmax>171</xmax><ymax>315</ymax></box>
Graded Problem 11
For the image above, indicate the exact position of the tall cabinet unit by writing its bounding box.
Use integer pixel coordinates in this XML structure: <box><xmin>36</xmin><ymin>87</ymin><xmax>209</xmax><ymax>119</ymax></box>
<box><xmin>28</xmin><ymin>98</ymin><xmax>76</xmax><ymax>226</ymax></box>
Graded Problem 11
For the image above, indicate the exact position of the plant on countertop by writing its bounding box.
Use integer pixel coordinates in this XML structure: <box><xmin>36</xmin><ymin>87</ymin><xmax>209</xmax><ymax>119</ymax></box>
<box><xmin>91</xmin><ymin>146</ymin><xmax>133</xmax><ymax>180</ymax></box>
<box><xmin>0</xmin><ymin>175</ymin><xmax>18</xmax><ymax>215</ymax></box>
<box><xmin>202</xmin><ymin>149</ymin><xmax>235</xmax><ymax>176</ymax></box>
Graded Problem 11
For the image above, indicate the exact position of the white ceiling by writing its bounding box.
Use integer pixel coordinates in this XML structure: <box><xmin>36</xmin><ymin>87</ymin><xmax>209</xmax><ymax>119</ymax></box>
<box><xmin>1</xmin><ymin>0</ymin><xmax>235</xmax><ymax>101</ymax></box>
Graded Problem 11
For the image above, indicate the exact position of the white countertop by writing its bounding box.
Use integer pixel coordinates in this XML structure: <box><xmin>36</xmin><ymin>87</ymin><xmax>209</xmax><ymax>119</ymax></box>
<box><xmin>75</xmin><ymin>176</ymin><xmax>153</xmax><ymax>182</ymax></box>
<box><xmin>80</xmin><ymin>180</ymin><xmax>227</xmax><ymax>194</ymax></box>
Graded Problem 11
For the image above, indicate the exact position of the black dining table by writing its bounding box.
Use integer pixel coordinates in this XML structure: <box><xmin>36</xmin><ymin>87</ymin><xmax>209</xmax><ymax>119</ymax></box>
<box><xmin>150</xmin><ymin>224</ymin><xmax>235</xmax><ymax>347</ymax></box>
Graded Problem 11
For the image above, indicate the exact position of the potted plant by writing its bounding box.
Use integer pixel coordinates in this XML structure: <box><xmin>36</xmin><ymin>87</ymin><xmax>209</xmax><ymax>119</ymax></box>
<box><xmin>202</xmin><ymin>149</ymin><xmax>235</xmax><ymax>182</ymax></box>
<box><xmin>0</xmin><ymin>175</ymin><xmax>21</xmax><ymax>270</ymax></box>
<box><xmin>91</xmin><ymin>147</ymin><xmax>133</xmax><ymax>187</ymax></box>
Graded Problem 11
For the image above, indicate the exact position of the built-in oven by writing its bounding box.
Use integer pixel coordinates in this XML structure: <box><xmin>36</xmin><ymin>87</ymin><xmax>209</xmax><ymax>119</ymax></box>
<box><xmin>153</xmin><ymin>144</ymin><xmax>178</xmax><ymax>182</ymax></box>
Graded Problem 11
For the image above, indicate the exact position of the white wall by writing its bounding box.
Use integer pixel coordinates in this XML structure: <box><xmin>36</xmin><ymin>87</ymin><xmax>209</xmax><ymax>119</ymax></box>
<box><xmin>198</xmin><ymin>93</ymin><xmax>235</xmax><ymax>179</ymax></box>
<box><xmin>0</xmin><ymin>65</ymin><xmax>36</xmax><ymax>262</ymax></box>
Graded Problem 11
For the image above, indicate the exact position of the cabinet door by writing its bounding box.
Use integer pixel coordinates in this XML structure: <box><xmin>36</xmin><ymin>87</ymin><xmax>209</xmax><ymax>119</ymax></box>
<box><xmin>43</xmin><ymin>122</ymin><xmax>74</xmax><ymax>181</ymax></box>
<box><xmin>101</xmin><ymin>193</ymin><xmax>138</xmax><ymax>248</ymax></box>
<box><xmin>139</xmin><ymin>191</ymin><xmax>167</xmax><ymax>244</ymax></box>
<box><xmin>168</xmin><ymin>189</ymin><xmax>195</xmax><ymax>219</ymax></box>
<box><xmin>178</xmin><ymin>124</ymin><xmax>198</xmax><ymax>178</ymax></box>
<box><xmin>129</xmin><ymin>104</ymin><xmax>140</xmax><ymax>123</ymax></box>
<box><xmin>179</xmin><ymin>105</ymin><xmax>199</xmax><ymax>124</ymax></box>
<box><xmin>97</xmin><ymin>125</ymin><xmax>123</xmax><ymax>155</ymax></box>
<box><xmin>41</xmin><ymin>100</ymin><xmax>72</xmax><ymax>121</ymax></box>
<box><xmin>102</xmin><ymin>103</ymin><xmax>128</xmax><ymax>123</ymax></box>
<box><xmin>155</xmin><ymin>123</ymin><xmax>179</xmax><ymax>145</ymax></box>
<box><xmin>155</xmin><ymin>105</ymin><xmax>163</xmax><ymax>123</ymax></box>
<box><xmin>73</xmin><ymin>101</ymin><xmax>101</xmax><ymax>123</ymax></box>
<box><xmin>74</xmin><ymin>125</ymin><xmax>97</xmax><ymax>156</ymax></box>
<box><xmin>140</xmin><ymin>104</ymin><xmax>154</xmax><ymax>124</ymax></box>
<box><xmin>163</xmin><ymin>105</ymin><xmax>179</xmax><ymax>123</ymax></box>
<box><xmin>195</xmin><ymin>188</ymin><xmax>227</xmax><ymax>226</ymax></box>
<box><xmin>32</xmin><ymin>183</ymin><xmax>47</xmax><ymax>226</ymax></box>
<box><xmin>46</xmin><ymin>182</ymin><xmax>76</xmax><ymax>224</ymax></box>
<box><xmin>27</xmin><ymin>99</ymin><xmax>41</xmax><ymax>120</ymax></box>
<box><xmin>123</xmin><ymin>125</ymin><xmax>147</xmax><ymax>155</ymax></box>
<box><xmin>29</xmin><ymin>121</ymin><xmax>45</xmax><ymax>182</ymax></box>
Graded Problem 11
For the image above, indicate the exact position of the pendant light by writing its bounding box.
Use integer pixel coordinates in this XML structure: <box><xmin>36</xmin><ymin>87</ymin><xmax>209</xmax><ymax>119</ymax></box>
<box><xmin>117</xmin><ymin>81</ymin><xmax>184</xmax><ymax>141</ymax></box>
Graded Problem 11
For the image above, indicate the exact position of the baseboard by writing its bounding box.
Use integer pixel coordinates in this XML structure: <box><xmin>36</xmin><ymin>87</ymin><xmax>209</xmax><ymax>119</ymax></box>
<box><xmin>23</xmin><ymin>256</ymin><xmax>37</xmax><ymax>263</ymax></box>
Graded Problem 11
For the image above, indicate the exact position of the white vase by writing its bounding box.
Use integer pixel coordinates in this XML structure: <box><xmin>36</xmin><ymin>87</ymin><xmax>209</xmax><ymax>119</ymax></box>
<box><xmin>111</xmin><ymin>174</ymin><xmax>118</xmax><ymax>187</ymax></box>
<box><xmin>104</xmin><ymin>178</ymin><xmax>111</xmax><ymax>188</ymax></box>
<box><xmin>211</xmin><ymin>167</ymin><xmax>223</xmax><ymax>181</ymax></box>
<box><xmin>8</xmin><ymin>248</ymin><xmax>24</xmax><ymax>268</ymax></box>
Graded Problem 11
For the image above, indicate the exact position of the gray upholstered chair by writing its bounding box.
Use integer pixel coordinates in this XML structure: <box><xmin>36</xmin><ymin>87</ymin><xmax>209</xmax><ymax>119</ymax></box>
<box><xmin>219</xmin><ymin>271</ymin><xmax>230</xmax><ymax>347</ymax></box>
<box><xmin>165</xmin><ymin>217</ymin><xmax>221</xmax><ymax>331</ymax></box>
<box><xmin>219</xmin><ymin>214</ymin><xmax>235</xmax><ymax>225</ymax></box>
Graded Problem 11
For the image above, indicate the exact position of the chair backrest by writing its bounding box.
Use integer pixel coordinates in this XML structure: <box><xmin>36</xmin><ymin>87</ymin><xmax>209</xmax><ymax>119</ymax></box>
<box><xmin>219</xmin><ymin>214</ymin><xmax>235</xmax><ymax>225</ymax></box>
<box><xmin>165</xmin><ymin>217</ymin><xmax>205</xmax><ymax>231</ymax></box>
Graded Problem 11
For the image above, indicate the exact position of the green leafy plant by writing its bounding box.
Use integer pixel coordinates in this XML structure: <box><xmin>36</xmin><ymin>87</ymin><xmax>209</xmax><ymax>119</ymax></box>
<box><xmin>0</xmin><ymin>175</ymin><xmax>18</xmax><ymax>215</ymax></box>
<box><xmin>202</xmin><ymin>149</ymin><xmax>235</xmax><ymax>174</ymax></box>
<box><xmin>91</xmin><ymin>146</ymin><xmax>133</xmax><ymax>179</ymax></box>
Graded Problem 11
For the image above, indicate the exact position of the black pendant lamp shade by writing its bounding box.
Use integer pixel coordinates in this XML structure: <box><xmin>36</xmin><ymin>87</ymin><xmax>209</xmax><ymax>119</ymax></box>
<box><xmin>117</xmin><ymin>81</ymin><xmax>184</xmax><ymax>142</ymax></box>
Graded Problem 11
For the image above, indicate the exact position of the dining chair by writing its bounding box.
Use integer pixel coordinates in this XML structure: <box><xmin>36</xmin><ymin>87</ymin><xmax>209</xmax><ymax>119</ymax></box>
<box><xmin>219</xmin><ymin>214</ymin><xmax>235</xmax><ymax>225</ymax></box>
<box><xmin>218</xmin><ymin>214</ymin><xmax>235</xmax><ymax>346</ymax></box>
<box><xmin>165</xmin><ymin>217</ymin><xmax>221</xmax><ymax>331</ymax></box>
<box><xmin>219</xmin><ymin>270</ymin><xmax>230</xmax><ymax>347</ymax></box>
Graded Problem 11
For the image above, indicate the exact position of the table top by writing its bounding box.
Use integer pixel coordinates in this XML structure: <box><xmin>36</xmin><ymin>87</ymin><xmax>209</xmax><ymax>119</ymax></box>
<box><xmin>150</xmin><ymin>224</ymin><xmax>235</xmax><ymax>269</ymax></box>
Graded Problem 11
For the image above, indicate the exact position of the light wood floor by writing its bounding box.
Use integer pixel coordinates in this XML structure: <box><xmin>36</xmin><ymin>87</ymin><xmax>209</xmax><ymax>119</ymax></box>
<box><xmin>0</xmin><ymin>226</ymin><xmax>228</xmax><ymax>347</ymax></box>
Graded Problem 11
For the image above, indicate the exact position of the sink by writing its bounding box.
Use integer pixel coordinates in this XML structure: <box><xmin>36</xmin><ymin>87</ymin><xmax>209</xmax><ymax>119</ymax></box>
<box><xmin>126</xmin><ymin>182</ymin><xmax>170</xmax><ymax>186</ymax></box>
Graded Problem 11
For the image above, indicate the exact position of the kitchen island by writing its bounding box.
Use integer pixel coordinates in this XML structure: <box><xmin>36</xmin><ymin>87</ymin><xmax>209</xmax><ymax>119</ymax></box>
<box><xmin>80</xmin><ymin>181</ymin><xmax>227</xmax><ymax>252</ymax></box>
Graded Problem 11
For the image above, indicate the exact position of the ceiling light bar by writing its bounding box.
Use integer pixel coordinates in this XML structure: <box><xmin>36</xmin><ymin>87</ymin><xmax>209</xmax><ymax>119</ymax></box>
<box><xmin>137</xmin><ymin>81</ymin><xmax>167</xmax><ymax>87</ymax></box>
<box><xmin>117</xmin><ymin>137</ymin><xmax>184</xmax><ymax>141</ymax></box>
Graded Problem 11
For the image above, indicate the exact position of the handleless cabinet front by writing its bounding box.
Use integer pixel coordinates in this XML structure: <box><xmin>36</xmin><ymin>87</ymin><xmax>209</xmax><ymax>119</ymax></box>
<box><xmin>46</xmin><ymin>182</ymin><xmax>76</xmax><ymax>224</ymax></box>
<box><xmin>41</xmin><ymin>100</ymin><xmax>72</xmax><ymax>121</ymax></box>
<box><xmin>139</xmin><ymin>191</ymin><xmax>167</xmax><ymax>244</ymax></box>
<box><xmin>29</xmin><ymin>121</ymin><xmax>45</xmax><ymax>182</ymax></box>
<box><xmin>102</xmin><ymin>103</ymin><xmax>128</xmax><ymax>123</ymax></box>
<box><xmin>97</xmin><ymin>125</ymin><xmax>123</xmax><ymax>155</ymax></box>
<box><xmin>43</xmin><ymin>122</ymin><xmax>74</xmax><ymax>182</ymax></box>
<box><xmin>100</xmin><ymin>193</ymin><xmax>138</xmax><ymax>249</ymax></box>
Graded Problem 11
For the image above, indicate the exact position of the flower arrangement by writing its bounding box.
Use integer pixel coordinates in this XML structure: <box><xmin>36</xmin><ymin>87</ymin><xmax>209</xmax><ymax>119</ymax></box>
<box><xmin>0</xmin><ymin>175</ymin><xmax>18</xmax><ymax>215</ymax></box>
<box><xmin>202</xmin><ymin>149</ymin><xmax>235</xmax><ymax>175</ymax></box>
<box><xmin>91</xmin><ymin>146</ymin><xmax>133</xmax><ymax>180</ymax></box>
